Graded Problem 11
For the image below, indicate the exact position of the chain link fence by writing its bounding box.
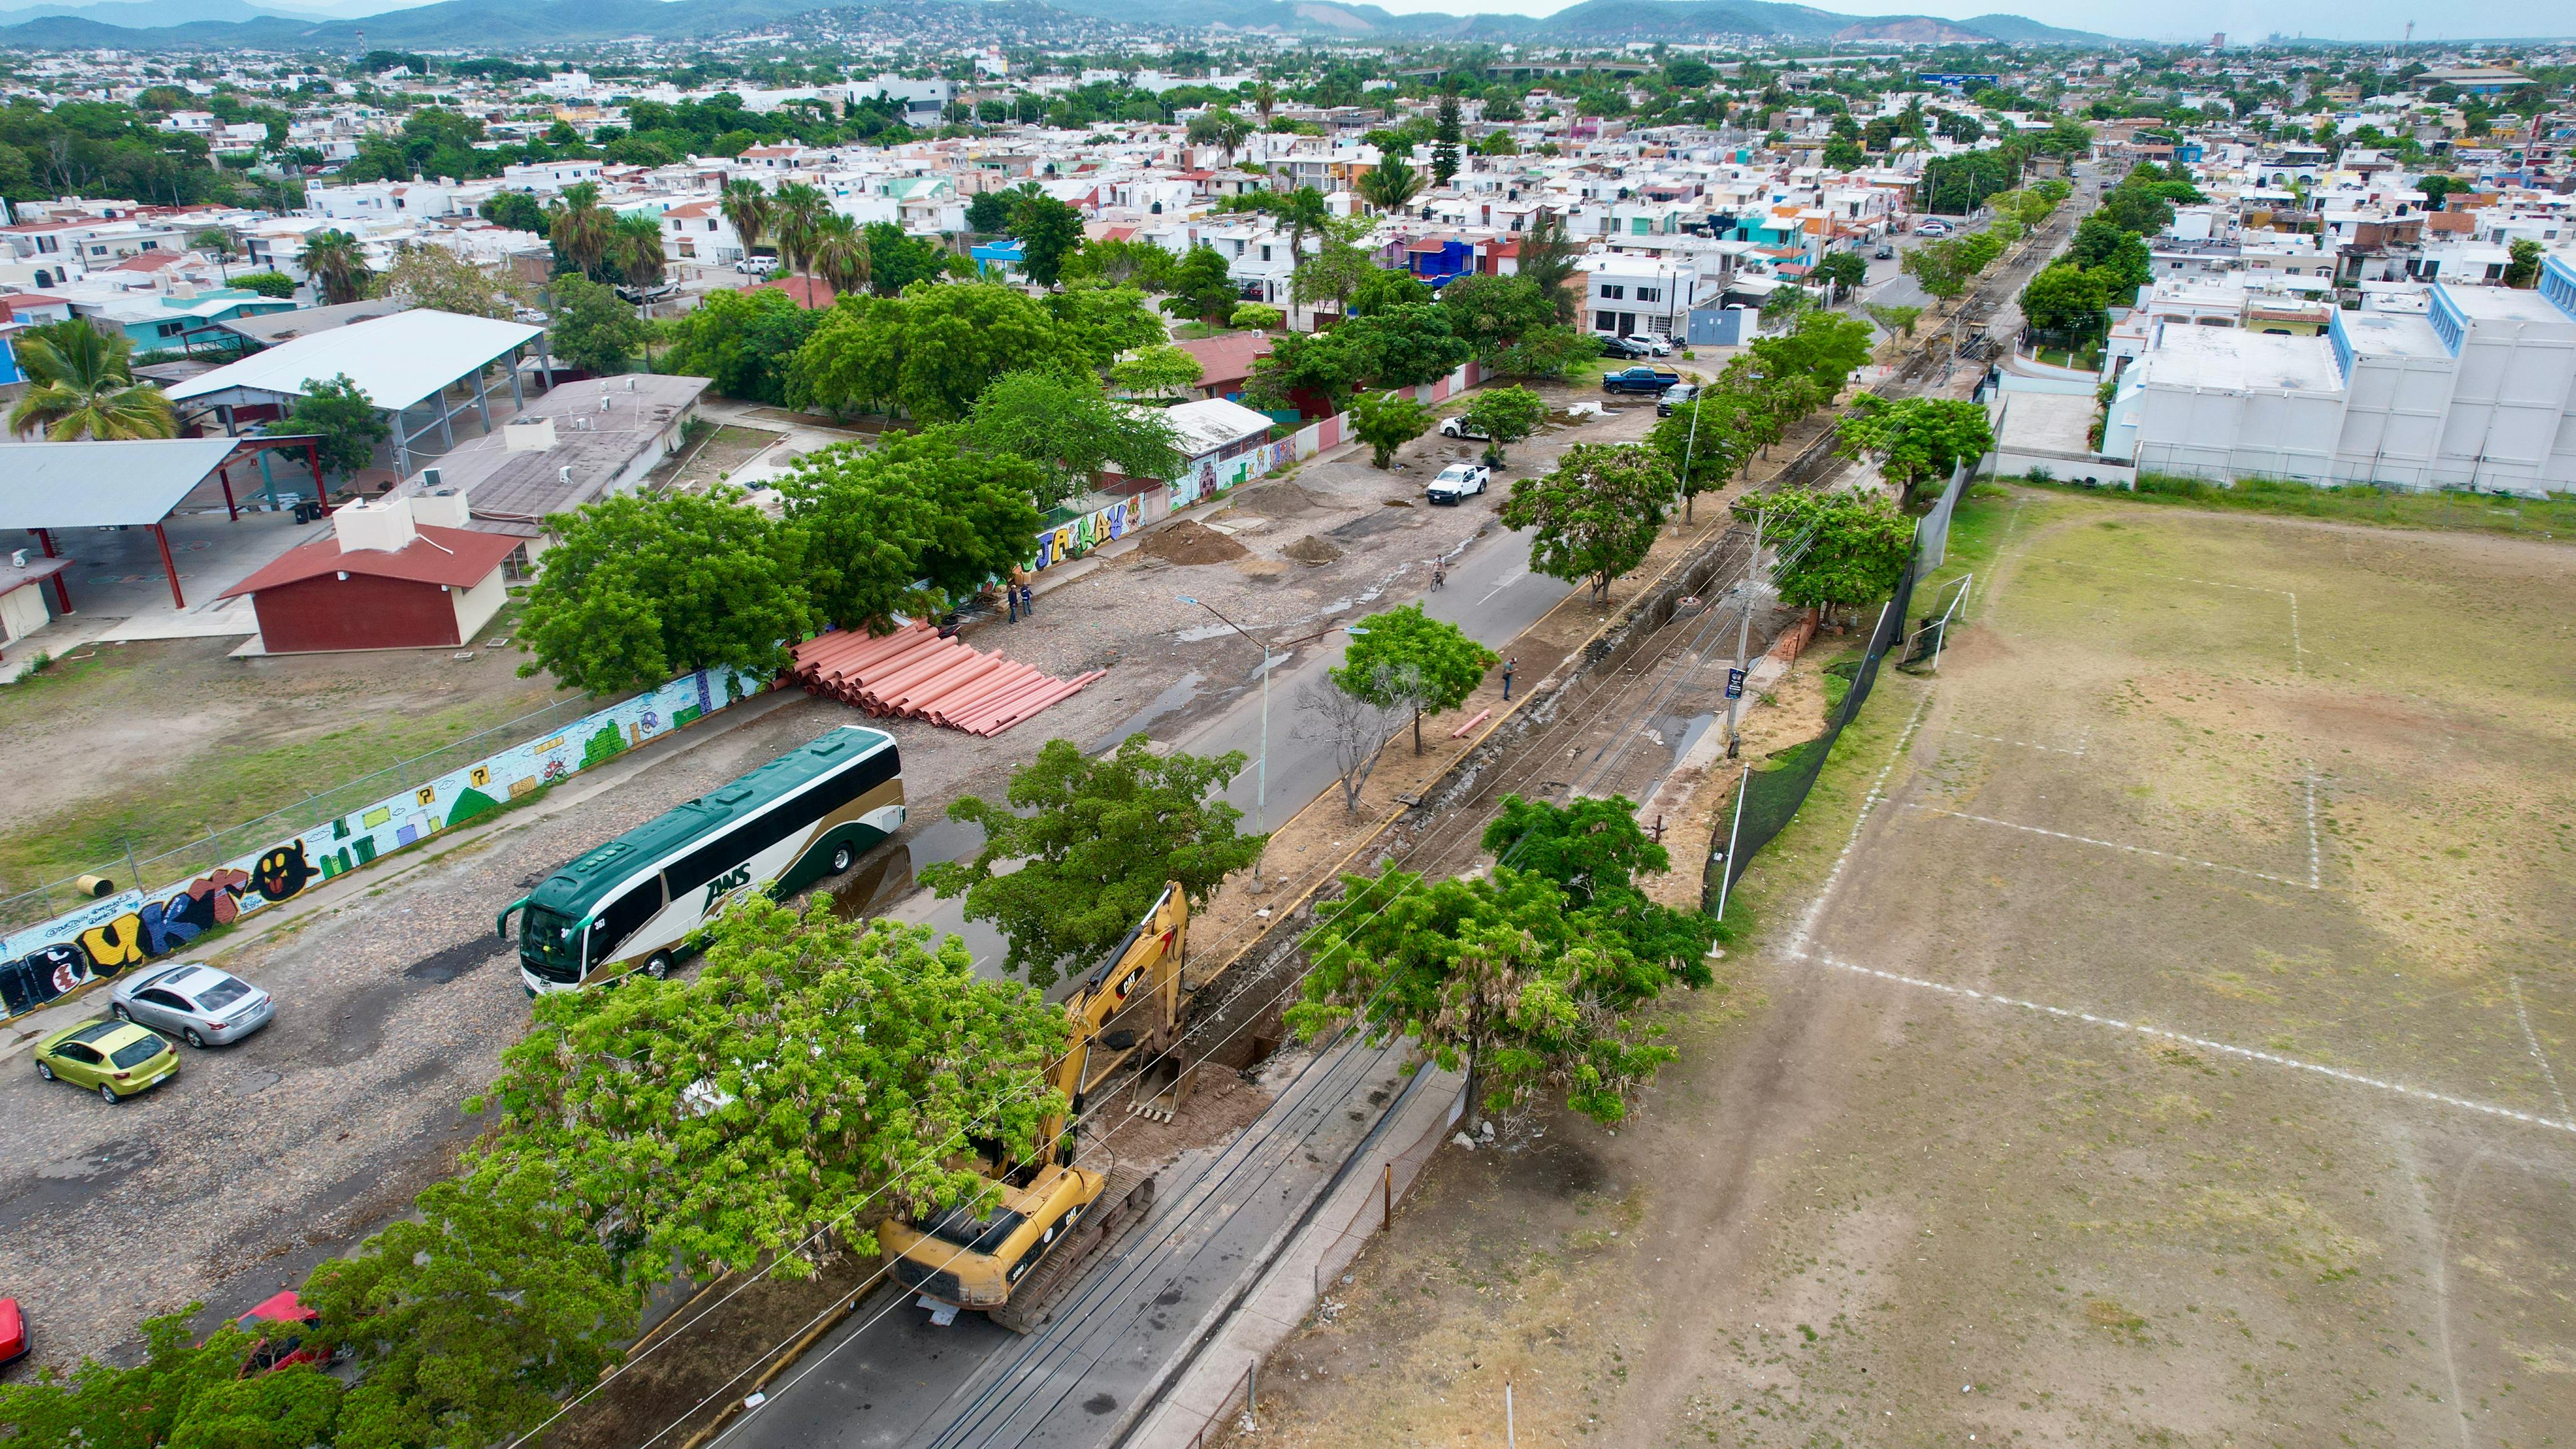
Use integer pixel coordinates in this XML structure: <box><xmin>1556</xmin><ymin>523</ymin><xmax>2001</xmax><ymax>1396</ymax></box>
<box><xmin>1707</xmin><ymin>462</ymin><xmax>1970</xmax><ymax>910</ymax></box>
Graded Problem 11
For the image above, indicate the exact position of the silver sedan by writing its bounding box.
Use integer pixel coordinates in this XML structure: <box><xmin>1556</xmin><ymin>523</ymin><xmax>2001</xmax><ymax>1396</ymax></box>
<box><xmin>110</xmin><ymin>963</ymin><xmax>274</xmax><ymax>1048</ymax></box>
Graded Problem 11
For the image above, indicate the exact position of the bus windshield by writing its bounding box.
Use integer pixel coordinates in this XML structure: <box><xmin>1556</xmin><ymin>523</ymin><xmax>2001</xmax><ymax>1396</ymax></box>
<box><xmin>520</xmin><ymin>905</ymin><xmax>586</xmax><ymax>983</ymax></box>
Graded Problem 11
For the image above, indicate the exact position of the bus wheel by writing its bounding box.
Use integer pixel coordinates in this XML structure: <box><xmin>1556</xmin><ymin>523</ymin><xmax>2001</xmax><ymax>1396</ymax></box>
<box><xmin>830</xmin><ymin>842</ymin><xmax>855</xmax><ymax>874</ymax></box>
<box><xmin>644</xmin><ymin>952</ymin><xmax>673</xmax><ymax>980</ymax></box>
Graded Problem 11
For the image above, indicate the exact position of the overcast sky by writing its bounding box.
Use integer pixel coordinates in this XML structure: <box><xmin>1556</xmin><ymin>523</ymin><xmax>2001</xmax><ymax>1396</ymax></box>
<box><xmin>1355</xmin><ymin>0</ymin><xmax>2541</xmax><ymax>45</ymax></box>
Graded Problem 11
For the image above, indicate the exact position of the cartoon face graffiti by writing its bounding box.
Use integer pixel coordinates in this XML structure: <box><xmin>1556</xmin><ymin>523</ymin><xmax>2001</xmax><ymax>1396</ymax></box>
<box><xmin>253</xmin><ymin>842</ymin><xmax>317</xmax><ymax>903</ymax></box>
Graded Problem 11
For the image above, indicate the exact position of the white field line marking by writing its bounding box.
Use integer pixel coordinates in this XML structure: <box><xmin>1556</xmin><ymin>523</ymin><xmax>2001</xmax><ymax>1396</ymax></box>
<box><xmin>1783</xmin><ymin>689</ymin><xmax>1931</xmax><ymax>957</ymax></box>
<box><xmin>1946</xmin><ymin>728</ymin><xmax>2084</xmax><ymax>757</ymax></box>
<box><xmin>2286</xmin><ymin>589</ymin><xmax>2304</xmax><ymax>676</ymax></box>
<box><xmin>2510</xmin><ymin>976</ymin><xmax>2575</xmax><ymax>1122</ymax></box>
<box><xmin>2302</xmin><ymin>767</ymin><xmax>2323</xmax><ymax>890</ymax></box>
<box><xmin>1904</xmin><ymin>804</ymin><xmax>2316</xmax><ymax>891</ymax></box>
<box><xmin>1793</xmin><ymin>948</ymin><xmax>2576</xmax><ymax>1138</ymax></box>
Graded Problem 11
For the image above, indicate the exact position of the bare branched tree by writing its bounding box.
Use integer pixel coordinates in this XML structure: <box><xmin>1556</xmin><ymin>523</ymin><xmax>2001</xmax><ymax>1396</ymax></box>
<box><xmin>1297</xmin><ymin>666</ymin><xmax>1416</xmax><ymax>814</ymax></box>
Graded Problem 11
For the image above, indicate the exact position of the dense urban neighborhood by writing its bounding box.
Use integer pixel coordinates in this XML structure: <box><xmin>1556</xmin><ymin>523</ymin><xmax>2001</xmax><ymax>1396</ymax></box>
<box><xmin>2</xmin><ymin>7</ymin><xmax>2575</xmax><ymax>1449</ymax></box>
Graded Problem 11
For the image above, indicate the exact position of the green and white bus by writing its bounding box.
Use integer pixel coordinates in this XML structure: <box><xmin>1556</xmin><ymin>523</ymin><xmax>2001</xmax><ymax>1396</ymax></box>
<box><xmin>498</xmin><ymin>725</ymin><xmax>904</xmax><ymax>995</ymax></box>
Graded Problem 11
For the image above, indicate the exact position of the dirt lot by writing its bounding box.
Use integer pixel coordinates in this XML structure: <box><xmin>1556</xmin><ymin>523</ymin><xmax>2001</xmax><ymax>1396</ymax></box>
<box><xmin>1220</xmin><ymin>490</ymin><xmax>2576</xmax><ymax>1447</ymax></box>
<box><xmin>0</xmin><ymin>622</ymin><xmax>565</xmax><ymax>923</ymax></box>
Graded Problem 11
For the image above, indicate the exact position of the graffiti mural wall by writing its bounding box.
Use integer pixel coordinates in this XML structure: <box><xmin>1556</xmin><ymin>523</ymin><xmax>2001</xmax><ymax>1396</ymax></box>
<box><xmin>0</xmin><ymin>666</ymin><xmax>765</xmax><ymax>1024</ymax></box>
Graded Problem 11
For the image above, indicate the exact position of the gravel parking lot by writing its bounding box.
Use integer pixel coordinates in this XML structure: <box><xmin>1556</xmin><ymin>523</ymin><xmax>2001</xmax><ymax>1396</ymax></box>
<box><xmin>0</xmin><ymin>378</ymin><xmax>1662</xmax><ymax>1372</ymax></box>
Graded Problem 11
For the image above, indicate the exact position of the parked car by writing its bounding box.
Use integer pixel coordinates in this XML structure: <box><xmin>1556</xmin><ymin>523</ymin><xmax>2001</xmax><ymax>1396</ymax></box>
<box><xmin>31</xmin><ymin>1019</ymin><xmax>178</xmax><ymax>1104</ymax></box>
<box><xmin>1596</xmin><ymin>336</ymin><xmax>1648</xmax><ymax>360</ymax></box>
<box><xmin>1916</xmin><ymin>219</ymin><xmax>1951</xmax><ymax>236</ymax></box>
<box><xmin>1425</xmin><ymin>463</ymin><xmax>1492</xmax><ymax>504</ymax></box>
<box><xmin>111</xmin><ymin>964</ymin><xmax>274</xmax><ymax>1048</ymax></box>
<box><xmin>1874</xmin><ymin>243</ymin><xmax>1895</xmax><ymax>259</ymax></box>
<box><xmin>1602</xmin><ymin>366</ymin><xmax>1685</xmax><ymax>396</ymax></box>
<box><xmin>0</xmin><ymin>1297</ymin><xmax>25</xmax><ymax>1369</ymax></box>
<box><xmin>1622</xmin><ymin>333</ymin><xmax>1673</xmax><ymax>357</ymax></box>
<box><xmin>1437</xmin><ymin>415</ymin><xmax>1490</xmax><ymax>440</ymax></box>
<box><xmin>1656</xmin><ymin>383</ymin><xmax>1701</xmax><ymax>417</ymax></box>
<box><xmin>231</xmin><ymin>1291</ymin><xmax>326</xmax><ymax>1377</ymax></box>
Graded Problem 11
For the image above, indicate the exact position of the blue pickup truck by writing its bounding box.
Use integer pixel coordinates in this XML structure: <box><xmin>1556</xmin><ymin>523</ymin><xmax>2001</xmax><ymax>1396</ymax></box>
<box><xmin>1601</xmin><ymin>366</ymin><xmax>1685</xmax><ymax>396</ymax></box>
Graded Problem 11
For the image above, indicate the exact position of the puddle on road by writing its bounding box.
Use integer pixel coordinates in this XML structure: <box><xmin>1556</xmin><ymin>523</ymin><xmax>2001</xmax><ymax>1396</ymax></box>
<box><xmin>830</xmin><ymin>816</ymin><xmax>984</xmax><ymax>921</ymax></box>
<box><xmin>1090</xmin><ymin>671</ymin><xmax>1204</xmax><ymax>751</ymax></box>
<box><xmin>1173</xmin><ymin>622</ymin><xmax>1235</xmax><ymax>643</ymax></box>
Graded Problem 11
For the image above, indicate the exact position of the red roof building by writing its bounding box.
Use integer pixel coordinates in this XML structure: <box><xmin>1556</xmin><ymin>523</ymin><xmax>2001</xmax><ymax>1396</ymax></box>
<box><xmin>219</xmin><ymin>497</ymin><xmax>519</xmax><ymax>654</ymax></box>
<box><xmin>1172</xmin><ymin>330</ymin><xmax>1276</xmax><ymax>402</ymax></box>
<box><xmin>743</xmin><ymin>274</ymin><xmax>837</xmax><ymax>308</ymax></box>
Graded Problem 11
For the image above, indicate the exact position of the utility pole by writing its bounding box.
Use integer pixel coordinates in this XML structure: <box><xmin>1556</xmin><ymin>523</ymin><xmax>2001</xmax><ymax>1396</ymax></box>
<box><xmin>1725</xmin><ymin>509</ymin><xmax>1765</xmax><ymax>759</ymax></box>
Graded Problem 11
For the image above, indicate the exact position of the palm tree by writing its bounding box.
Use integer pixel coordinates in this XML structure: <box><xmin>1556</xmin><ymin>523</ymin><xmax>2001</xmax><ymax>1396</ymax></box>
<box><xmin>613</xmin><ymin>212</ymin><xmax>668</xmax><ymax>292</ymax></box>
<box><xmin>720</xmin><ymin>177</ymin><xmax>773</xmax><ymax>266</ymax></box>
<box><xmin>1274</xmin><ymin>186</ymin><xmax>1333</xmax><ymax>259</ymax></box>
<box><xmin>1357</xmin><ymin>155</ymin><xmax>1424</xmax><ymax>216</ymax></box>
<box><xmin>8</xmin><ymin>323</ymin><xmax>178</xmax><ymax>441</ymax></box>
<box><xmin>768</xmin><ymin>183</ymin><xmax>830</xmax><ymax>286</ymax></box>
<box><xmin>549</xmin><ymin>182</ymin><xmax>614</xmax><ymax>281</ymax></box>
<box><xmin>1187</xmin><ymin>108</ymin><xmax>1251</xmax><ymax>165</ymax></box>
<box><xmin>1253</xmin><ymin>82</ymin><xmax>1277</xmax><ymax>128</ymax></box>
<box><xmin>299</xmin><ymin>228</ymin><xmax>372</xmax><ymax>305</ymax></box>
<box><xmin>807</xmin><ymin>212</ymin><xmax>871</xmax><ymax>301</ymax></box>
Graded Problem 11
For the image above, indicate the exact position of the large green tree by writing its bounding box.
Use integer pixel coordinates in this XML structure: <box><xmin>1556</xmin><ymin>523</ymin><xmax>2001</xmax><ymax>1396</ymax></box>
<box><xmin>1349</xmin><ymin>387</ymin><xmax>1432</xmax><ymax>469</ymax></box>
<box><xmin>271</xmin><ymin>373</ymin><xmax>388</xmax><ymax>481</ymax></box>
<box><xmin>1459</xmin><ymin>385</ymin><xmax>1549</xmax><ymax>465</ymax></box>
<box><xmin>1835</xmin><ymin>394</ymin><xmax>1994</xmax><ymax>498</ymax></box>
<box><xmin>658</xmin><ymin>286</ymin><xmax>826</xmax><ymax>405</ymax></box>
<box><xmin>469</xmin><ymin>895</ymin><xmax>1068</xmax><ymax>1280</ymax></box>
<box><xmin>1647</xmin><ymin>389</ymin><xmax>1754</xmax><ymax>521</ymax></box>
<box><xmin>780</xmin><ymin>428</ymin><xmax>1044</xmax><ymax>630</ymax></box>
<box><xmin>0</xmin><ymin>1312</ymin><xmax>342</xmax><ymax>1449</ymax></box>
<box><xmin>1009</xmin><ymin>191</ymin><xmax>1087</xmax><ymax>287</ymax></box>
<box><xmin>518</xmin><ymin>488</ymin><xmax>809</xmax><ymax>694</ymax></box>
<box><xmin>2019</xmin><ymin>261</ymin><xmax>2117</xmax><ymax>344</ymax></box>
<box><xmin>1500</xmin><ymin>442</ymin><xmax>1673</xmax><ymax>605</ymax></box>
<box><xmin>921</xmin><ymin>736</ymin><xmax>1268</xmax><ymax>987</ymax></box>
<box><xmin>790</xmin><ymin>284</ymin><xmax>1077</xmax><ymax>422</ymax></box>
<box><xmin>1287</xmin><ymin>863</ymin><xmax>1686</xmax><ymax>1128</ymax></box>
<box><xmin>968</xmin><ymin>368</ymin><xmax>1184</xmax><ymax>506</ymax></box>
<box><xmin>1163</xmin><ymin>244</ymin><xmax>1239</xmax><ymax>322</ymax></box>
<box><xmin>546</xmin><ymin>274</ymin><xmax>648</xmax><ymax>376</ymax></box>
<box><xmin>1481</xmin><ymin>793</ymin><xmax>1720</xmax><ymax>976</ymax></box>
<box><xmin>1334</xmin><ymin>302</ymin><xmax>1473</xmax><ymax>388</ymax></box>
<box><xmin>1334</xmin><ymin>603</ymin><xmax>1497</xmax><ymax>752</ymax></box>
<box><xmin>1749</xmin><ymin>309</ymin><xmax>1876</xmax><ymax>397</ymax></box>
<box><xmin>1439</xmin><ymin>273</ymin><xmax>1556</xmax><ymax>357</ymax></box>
<box><xmin>1740</xmin><ymin>487</ymin><xmax>1913</xmax><ymax>622</ymax></box>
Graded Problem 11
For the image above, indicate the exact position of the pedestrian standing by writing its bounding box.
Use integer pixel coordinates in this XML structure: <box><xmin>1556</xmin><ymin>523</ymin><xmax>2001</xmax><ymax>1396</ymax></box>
<box><xmin>1502</xmin><ymin>658</ymin><xmax>1516</xmax><ymax>700</ymax></box>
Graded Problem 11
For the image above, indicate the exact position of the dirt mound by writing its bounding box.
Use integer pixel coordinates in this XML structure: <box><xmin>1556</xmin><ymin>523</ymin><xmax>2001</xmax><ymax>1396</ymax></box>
<box><xmin>1233</xmin><ymin>481</ymin><xmax>1339</xmax><ymax>518</ymax></box>
<box><xmin>1141</xmin><ymin>520</ymin><xmax>1251</xmax><ymax>565</ymax></box>
<box><xmin>1283</xmin><ymin>534</ymin><xmax>1344</xmax><ymax>567</ymax></box>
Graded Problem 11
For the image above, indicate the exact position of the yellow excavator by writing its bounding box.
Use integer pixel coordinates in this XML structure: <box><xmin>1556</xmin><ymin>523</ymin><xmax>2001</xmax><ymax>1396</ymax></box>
<box><xmin>881</xmin><ymin>882</ymin><xmax>1193</xmax><ymax>1333</ymax></box>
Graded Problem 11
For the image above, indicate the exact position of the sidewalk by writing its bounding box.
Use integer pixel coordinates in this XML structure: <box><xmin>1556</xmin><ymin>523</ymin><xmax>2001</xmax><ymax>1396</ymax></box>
<box><xmin>1123</xmin><ymin>1063</ymin><xmax>1467</xmax><ymax>1449</ymax></box>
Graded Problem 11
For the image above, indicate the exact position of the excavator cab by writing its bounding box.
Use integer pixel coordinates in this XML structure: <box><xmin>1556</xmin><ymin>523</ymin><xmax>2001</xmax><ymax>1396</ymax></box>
<box><xmin>883</xmin><ymin>883</ymin><xmax>1187</xmax><ymax>1333</ymax></box>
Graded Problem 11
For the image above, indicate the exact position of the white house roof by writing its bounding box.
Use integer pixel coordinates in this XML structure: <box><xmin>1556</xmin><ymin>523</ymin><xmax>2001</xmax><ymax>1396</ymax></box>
<box><xmin>164</xmin><ymin>308</ymin><xmax>543</xmax><ymax>414</ymax></box>
<box><xmin>1163</xmin><ymin>398</ymin><xmax>1273</xmax><ymax>458</ymax></box>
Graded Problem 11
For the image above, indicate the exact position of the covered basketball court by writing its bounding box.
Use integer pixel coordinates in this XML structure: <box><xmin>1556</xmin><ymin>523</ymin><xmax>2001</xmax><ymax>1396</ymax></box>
<box><xmin>0</xmin><ymin>435</ymin><xmax>333</xmax><ymax>612</ymax></box>
<box><xmin>163</xmin><ymin>309</ymin><xmax>552</xmax><ymax>476</ymax></box>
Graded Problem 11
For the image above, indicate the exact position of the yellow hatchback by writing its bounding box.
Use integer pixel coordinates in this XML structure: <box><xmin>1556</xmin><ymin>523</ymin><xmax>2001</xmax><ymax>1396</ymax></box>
<box><xmin>32</xmin><ymin>1019</ymin><xmax>180</xmax><ymax>1104</ymax></box>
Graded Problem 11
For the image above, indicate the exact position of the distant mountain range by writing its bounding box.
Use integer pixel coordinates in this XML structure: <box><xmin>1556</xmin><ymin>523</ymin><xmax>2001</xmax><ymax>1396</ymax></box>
<box><xmin>0</xmin><ymin>0</ymin><xmax>2117</xmax><ymax>52</ymax></box>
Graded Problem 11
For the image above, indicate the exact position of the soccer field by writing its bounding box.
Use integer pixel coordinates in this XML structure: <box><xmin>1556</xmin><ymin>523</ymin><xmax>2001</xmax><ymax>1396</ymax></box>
<box><xmin>1767</xmin><ymin>492</ymin><xmax>2576</xmax><ymax>1443</ymax></box>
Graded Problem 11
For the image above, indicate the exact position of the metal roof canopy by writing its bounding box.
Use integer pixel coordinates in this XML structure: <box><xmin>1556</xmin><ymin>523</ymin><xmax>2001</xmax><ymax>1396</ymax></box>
<box><xmin>0</xmin><ymin>435</ymin><xmax>331</xmax><ymax>611</ymax></box>
<box><xmin>0</xmin><ymin>438</ymin><xmax>242</xmax><ymax>529</ymax></box>
<box><xmin>164</xmin><ymin>310</ymin><xmax>544</xmax><ymax>415</ymax></box>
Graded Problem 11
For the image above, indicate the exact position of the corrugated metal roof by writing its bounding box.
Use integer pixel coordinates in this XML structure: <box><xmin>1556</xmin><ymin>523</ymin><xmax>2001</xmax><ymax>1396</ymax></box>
<box><xmin>164</xmin><ymin>308</ymin><xmax>542</xmax><ymax>413</ymax></box>
<box><xmin>791</xmin><ymin>622</ymin><xmax>1105</xmax><ymax>737</ymax></box>
<box><xmin>0</xmin><ymin>438</ymin><xmax>240</xmax><ymax>529</ymax></box>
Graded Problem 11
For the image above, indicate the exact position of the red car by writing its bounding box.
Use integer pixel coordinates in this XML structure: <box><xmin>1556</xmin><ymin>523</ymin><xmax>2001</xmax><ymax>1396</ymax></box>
<box><xmin>0</xmin><ymin>1297</ymin><xmax>26</xmax><ymax>1368</ymax></box>
<box><xmin>233</xmin><ymin>1290</ymin><xmax>326</xmax><ymax>1376</ymax></box>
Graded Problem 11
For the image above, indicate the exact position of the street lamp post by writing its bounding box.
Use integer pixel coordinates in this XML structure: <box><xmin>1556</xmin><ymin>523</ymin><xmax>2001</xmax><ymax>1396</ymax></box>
<box><xmin>1179</xmin><ymin>595</ymin><xmax>1362</xmax><ymax>892</ymax></box>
